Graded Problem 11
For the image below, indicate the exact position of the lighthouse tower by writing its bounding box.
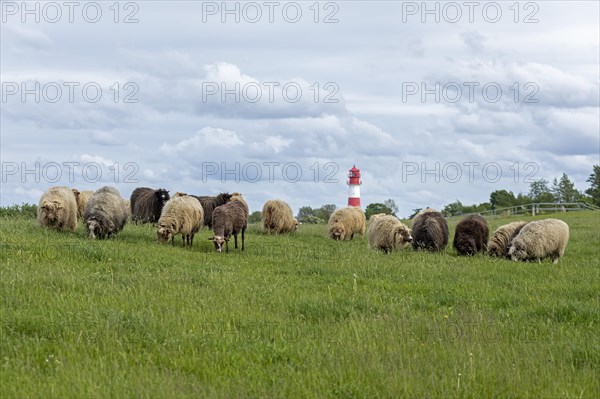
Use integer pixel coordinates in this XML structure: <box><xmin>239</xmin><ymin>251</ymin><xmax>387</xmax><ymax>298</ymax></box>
<box><xmin>347</xmin><ymin>165</ymin><xmax>362</xmax><ymax>207</ymax></box>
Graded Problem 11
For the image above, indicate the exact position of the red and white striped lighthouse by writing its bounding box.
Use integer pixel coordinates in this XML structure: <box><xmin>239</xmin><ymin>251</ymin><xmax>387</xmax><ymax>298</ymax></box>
<box><xmin>347</xmin><ymin>165</ymin><xmax>362</xmax><ymax>207</ymax></box>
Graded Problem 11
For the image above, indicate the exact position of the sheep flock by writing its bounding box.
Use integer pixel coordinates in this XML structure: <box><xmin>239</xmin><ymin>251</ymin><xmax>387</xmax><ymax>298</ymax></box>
<box><xmin>33</xmin><ymin>185</ymin><xmax>572</xmax><ymax>262</ymax></box>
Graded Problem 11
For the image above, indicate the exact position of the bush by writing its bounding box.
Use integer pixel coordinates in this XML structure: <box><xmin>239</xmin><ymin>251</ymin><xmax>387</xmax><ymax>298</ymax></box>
<box><xmin>300</xmin><ymin>215</ymin><xmax>325</xmax><ymax>224</ymax></box>
<box><xmin>0</xmin><ymin>203</ymin><xmax>37</xmax><ymax>218</ymax></box>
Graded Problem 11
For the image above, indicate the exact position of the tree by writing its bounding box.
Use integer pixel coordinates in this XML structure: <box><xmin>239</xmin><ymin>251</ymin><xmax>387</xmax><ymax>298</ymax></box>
<box><xmin>528</xmin><ymin>178</ymin><xmax>555</xmax><ymax>203</ymax></box>
<box><xmin>316</xmin><ymin>204</ymin><xmax>336</xmax><ymax>221</ymax></box>
<box><xmin>490</xmin><ymin>190</ymin><xmax>516</xmax><ymax>208</ymax></box>
<box><xmin>248</xmin><ymin>211</ymin><xmax>262</xmax><ymax>224</ymax></box>
<box><xmin>585</xmin><ymin>165</ymin><xmax>600</xmax><ymax>206</ymax></box>
<box><xmin>383</xmin><ymin>199</ymin><xmax>399</xmax><ymax>216</ymax></box>
<box><xmin>297</xmin><ymin>206</ymin><xmax>315</xmax><ymax>222</ymax></box>
<box><xmin>552</xmin><ymin>173</ymin><xmax>580</xmax><ymax>203</ymax></box>
<box><xmin>408</xmin><ymin>208</ymin><xmax>422</xmax><ymax>219</ymax></box>
<box><xmin>365</xmin><ymin>203</ymin><xmax>393</xmax><ymax>220</ymax></box>
<box><xmin>442</xmin><ymin>200</ymin><xmax>464</xmax><ymax>217</ymax></box>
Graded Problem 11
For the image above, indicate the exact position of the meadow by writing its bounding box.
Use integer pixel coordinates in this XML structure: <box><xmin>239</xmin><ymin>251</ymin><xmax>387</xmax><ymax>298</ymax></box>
<box><xmin>1</xmin><ymin>210</ymin><xmax>599</xmax><ymax>398</ymax></box>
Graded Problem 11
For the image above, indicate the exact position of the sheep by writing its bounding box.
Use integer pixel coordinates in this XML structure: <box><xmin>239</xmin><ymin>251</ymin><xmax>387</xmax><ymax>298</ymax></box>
<box><xmin>84</xmin><ymin>186</ymin><xmax>128</xmax><ymax>239</ymax></box>
<box><xmin>123</xmin><ymin>199</ymin><xmax>132</xmax><ymax>220</ymax></box>
<box><xmin>508</xmin><ymin>218</ymin><xmax>569</xmax><ymax>264</ymax></box>
<box><xmin>130</xmin><ymin>187</ymin><xmax>170</xmax><ymax>224</ymax></box>
<box><xmin>453</xmin><ymin>215</ymin><xmax>489</xmax><ymax>256</ymax></box>
<box><xmin>188</xmin><ymin>193</ymin><xmax>232</xmax><ymax>228</ymax></box>
<box><xmin>487</xmin><ymin>221</ymin><xmax>528</xmax><ymax>258</ymax></box>
<box><xmin>411</xmin><ymin>208</ymin><xmax>449</xmax><ymax>252</ymax></box>
<box><xmin>262</xmin><ymin>199</ymin><xmax>298</xmax><ymax>234</ymax></box>
<box><xmin>208</xmin><ymin>199</ymin><xmax>248</xmax><ymax>253</ymax></box>
<box><xmin>156</xmin><ymin>196</ymin><xmax>204</xmax><ymax>247</ymax></box>
<box><xmin>367</xmin><ymin>214</ymin><xmax>412</xmax><ymax>253</ymax></box>
<box><xmin>72</xmin><ymin>189</ymin><xmax>93</xmax><ymax>218</ymax></box>
<box><xmin>37</xmin><ymin>186</ymin><xmax>78</xmax><ymax>231</ymax></box>
<box><xmin>230</xmin><ymin>192</ymin><xmax>249</xmax><ymax>210</ymax></box>
<box><xmin>328</xmin><ymin>207</ymin><xmax>366</xmax><ymax>241</ymax></box>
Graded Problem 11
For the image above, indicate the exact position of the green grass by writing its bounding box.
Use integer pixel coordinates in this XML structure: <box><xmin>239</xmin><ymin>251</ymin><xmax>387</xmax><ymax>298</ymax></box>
<box><xmin>1</xmin><ymin>211</ymin><xmax>599</xmax><ymax>398</ymax></box>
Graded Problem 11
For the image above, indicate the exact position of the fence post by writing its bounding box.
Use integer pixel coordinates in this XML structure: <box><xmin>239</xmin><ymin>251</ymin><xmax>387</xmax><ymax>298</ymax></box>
<box><xmin>531</xmin><ymin>204</ymin><xmax>536</xmax><ymax>217</ymax></box>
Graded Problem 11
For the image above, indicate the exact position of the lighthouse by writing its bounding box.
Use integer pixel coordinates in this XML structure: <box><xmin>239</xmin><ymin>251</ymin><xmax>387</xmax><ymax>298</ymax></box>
<box><xmin>347</xmin><ymin>165</ymin><xmax>362</xmax><ymax>207</ymax></box>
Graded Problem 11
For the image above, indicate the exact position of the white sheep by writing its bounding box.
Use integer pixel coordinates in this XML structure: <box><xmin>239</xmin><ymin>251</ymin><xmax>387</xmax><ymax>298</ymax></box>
<box><xmin>328</xmin><ymin>207</ymin><xmax>366</xmax><ymax>241</ymax></box>
<box><xmin>37</xmin><ymin>186</ymin><xmax>78</xmax><ymax>231</ymax></box>
<box><xmin>156</xmin><ymin>195</ymin><xmax>204</xmax><ymax>247</ymax></box>
<box><xmin>262</xmin><ymin>199</ymin><xmax>298</xmax><ymax>234</ymax></box>
<box><xmin>508</xmin><ymin>218</ymin><xmax>570</xmax><ymax>263</ymax></box>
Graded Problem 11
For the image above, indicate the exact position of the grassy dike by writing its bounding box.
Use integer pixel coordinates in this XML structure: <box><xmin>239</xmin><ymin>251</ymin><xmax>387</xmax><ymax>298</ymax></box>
<box><xmin>1</xmin><ymin>211</ymin><xmax>599</xmax><ymax>397</ymax></box>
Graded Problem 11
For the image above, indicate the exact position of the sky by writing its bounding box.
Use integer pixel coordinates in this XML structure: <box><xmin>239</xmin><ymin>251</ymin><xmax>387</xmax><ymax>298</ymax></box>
<box><xmin>1</xmin><ymin>0</ymin><xmax>599</xmax><ymax>217</ymax></box>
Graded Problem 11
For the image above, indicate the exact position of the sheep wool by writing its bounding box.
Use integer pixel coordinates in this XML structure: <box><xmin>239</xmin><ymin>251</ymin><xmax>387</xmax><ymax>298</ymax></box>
<box><xmin>453</xmin><ymin>215</ymin><xmax>489</xmax><ymax>256</ymax></box>
<box><xmin>508</xmin><ymin>218</ymin><xmax>569</xmax><ymax>263</ymax></box>
<box><xmin>84</xmin><ymin>186</ymin><xmax>128</xmax><ymax>239</ymax></box>
<box><xmin>262</xmin><ymin>199</ymin><xmax>298</xmax><ymax>234</ymax></box>
<box><xmin>487</xmin><ymin>221</ymin><xmax>528</xmax><ymax>258</ymax></box>
<box><xmin>130</xmin><ymin>187</ymin><xmax>170</xmax><ymax>224</ymax></box>
<box><xmin>37</xmin><ymin>186</ymin><xmax>78</xmax><ymax>231</ymax></box>
<box><xmin>157</xmin><ymin>195</ymin><xmax>204</xmax><ymax>247</ymax></box>
<box><xmin>328</xmin><ymin>207</ymin><xmax>366</xmax><ymax>241</ymax></box>
<box><xmin>411</xmin><ymin>208</ymin><xmax>449</xmax><ymax>252</ymax></box>
<box><xmin>209</xmin><ymin>200</ymin><xmax>248</xmax><ymax>253</ymax></box>
<box><xmin>367</xmin><ymin>214</ymin><xmax>412</xmax><ymax>253</ymax></box>
<box><xmin>72</xmin><ymin>189</ymin><xmax>94</xmax><ymax>219</ymax></box>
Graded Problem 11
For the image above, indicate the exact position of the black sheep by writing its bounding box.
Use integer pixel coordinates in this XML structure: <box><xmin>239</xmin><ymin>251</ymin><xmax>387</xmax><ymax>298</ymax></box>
<box><xmin>130</xmin><ymin>187</ymin><xmax>170</xmax><ymax>224</ymax></box>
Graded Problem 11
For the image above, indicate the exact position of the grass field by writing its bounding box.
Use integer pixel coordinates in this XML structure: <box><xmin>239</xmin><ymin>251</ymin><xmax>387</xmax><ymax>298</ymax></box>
<box><xmin>1</xmin><ymin>210</ymin><xmax>599</xmax><ymax>398</ymax></box>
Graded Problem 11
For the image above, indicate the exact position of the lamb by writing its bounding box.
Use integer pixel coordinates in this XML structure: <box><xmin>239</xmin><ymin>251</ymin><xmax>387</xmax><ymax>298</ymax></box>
<box><xmin>367</xmin><ymin>214</ymin><xmax>412</xmax><ymax>253</ymax></box>
<box><xmin>37</xmin><ymin>186</ymin><xmax>78</xmax><ymax>231</ymax></box>
<box><xmin>411</xmin><ymin>208</ymin><xmax>449</xmax><ymax>252</ymax></box>
<box><xmin>130</xmin><ymin>187</ymin><xmax>170</xmax><ymax>224</ymax></box>
<box><xmin>328</xmin><ymin>207</ymin><xmax>366</xmax><ymax>241</ymax></box>
<box><xmin>487</xmin><ymin>221</ymin><xmax>528</xmax><ymax>258</ymax></box>
<box><xmin>508</xmin><ymin>218</ymin><xmax>569</xmax><ymax>263</ymax></box>
<box><xmin>208</xmin><ymin>199</ymin><xmax>249</xmax><ymax>253</ymax></box>
<box><xmin>262</xmin><ymin>199</ymin><xmax>298</xmax><ymax>234</ymax></box>
<box><xmin>156</xmin><ymin>196</ymin><xmax>204</xmax><ymax>247</ymax></box>
<box><xmin>72</xmin><ymin>189</ymin><xmax>94</xmax><ymax>218</ymax></box>
<box><xmin>84</xmin><ymin>186</ymin><xmax>129</xmax><ymax>239</ymax></box>
<box><xmin>453</xmin><ymin>215</ymin><xmax>489</xmax><ymax>256</ymax></box>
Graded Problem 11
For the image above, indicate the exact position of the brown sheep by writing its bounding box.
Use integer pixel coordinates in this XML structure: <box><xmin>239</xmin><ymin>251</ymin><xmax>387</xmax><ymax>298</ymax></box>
<box><xmin>487</xmin><ymin>221</ymin><xmax>528</xmax><ymax>258</ymax></box>
<box><xmin>328</xmin><ymin>207</ymin><xmax>366</xmax><ymax>241</ymax></box>
<box><xmin>209</xmin><ymin>199</ymin><xmax>249</xmax><ymax>253</ymax></box>
<box><xmin>72</xmin><ymin>189</ymin><xmax>93</xmax><ymax>218</ymax></box>
<box><xmin>453</xmin><ymin>215</ymin><xmax>489</xmax><ymax>256</ymax></box>
<box><xmin>262</xmin><ymin>199</ymin><xmax>298</xmax><ymax>234</ymax></box>
<box><xmin>411</xmin><ymin>208</ymin><xmax>448</xmax><ymax>252</ymax></box>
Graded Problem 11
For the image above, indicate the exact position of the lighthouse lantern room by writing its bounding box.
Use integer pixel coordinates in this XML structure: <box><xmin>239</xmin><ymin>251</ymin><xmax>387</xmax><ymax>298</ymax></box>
<box><xmin>347</xmin><ymin>165</ymin><xmax>362</xmax><ymax>207</ymax></box>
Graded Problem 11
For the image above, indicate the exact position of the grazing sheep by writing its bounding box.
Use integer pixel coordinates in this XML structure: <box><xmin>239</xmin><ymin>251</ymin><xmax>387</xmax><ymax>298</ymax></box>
<box><xmin>411</xmin><ymin>208</ymin><xmax>449</xmax><ymax>252</ymax></box>
<box><xmin>130</xmin><ymin>187</ymin><xmax>170</xmax><ymax>224</ymax></box>
<box><xmin>262</xmin><ymin>199</ymin><xmax>298</xmax><ymax>234</ymax></box>
<box><xmin>453</xmin><ymin>215</ymin><xmax>489</xmax><ymax>256</ymax></box>
<box><xmin>84</xmin><ymin>186</ymin><xmax>128</xmax><ymax>239</ymax></box>
<box><xmin>156</xmin><ymin>196</ymin><xmax>204</xmax><ymax>247</ymax></box>
<box><xmin>508</xmin><ymin>219</ymin><xmax>569</xmax><ymax>263</ymax></box>
<box><xmin>209</xmin><ymin>199</ymin><xmax>248</xmax><ymax>253</ymax></box>
<box><xmin>367</xmin><ymin>214</ymin><xmax>412</xmax><ymax>253</ymax></box>
<box><xmin>72</xmin><ymin>189</ymin><xmax>93</xmax><ymax>218</ymax></box>
<box><xmin>328</xmin><ymin>207</ymin><xmax>366</xmax><ymax>241</ymax></box>
<box><xmin>487</xmin><ymin>221</ymin><xmax>528</xmax><ymax>258</ymax></box>
<box><xmin>37</xmin><ymin>186</ymin><xmax>78</xmax><ymax>231</ymax></box>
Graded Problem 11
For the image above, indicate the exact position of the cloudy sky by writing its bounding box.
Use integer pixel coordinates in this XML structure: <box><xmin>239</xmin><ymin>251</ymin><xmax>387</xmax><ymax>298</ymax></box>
<box><xmin>1</xmin><ymin>0</ymin><xmax>599</xmax><ymax>217</ymax></box>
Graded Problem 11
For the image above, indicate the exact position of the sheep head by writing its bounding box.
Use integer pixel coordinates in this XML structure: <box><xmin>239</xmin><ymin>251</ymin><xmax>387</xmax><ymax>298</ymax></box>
<box><xmin>208</xmin><ymin>235</ymin><xmax>228</xmax><ymax>253</ymax></box>
<box><xmin>329</xmin><ymin>222</ymin><xmax>346</xmax><ymax>241</ymax></box>
<box><xmin>156</xmin><ymin>189</ymin><xmax>170</xmax><ymax>204</ymax></box>
<box><xmin>457</xmin><ymin>238</ymin><xmax>477</xmax><ymax>256</ymax></box>
<box><xmin>293</xmin><ymin>218</ymin><xmax>299</xmax><ymax>230</ymax></box>
<box><xmin>86</xmin><ymin>218</ymin><xmax>100</xmax><ymax>239</ymax></box>
<box><xmin>40</xmin><ymin>201</ymin><xmax>62</xmax><ymax>223</ymax></box>
<box><xmin>395</xmin><ymin>225</ymin><xmax>412</xmax><ymax>246</ymax></box>
<box><xmin>508</xmin><ymin>241</ymin><xmax>525</xmax><ymax>261</ymax></box>
<box><xmin>157</xmin><ymin>224</ymin><xmax>174</xmax><ymax>244</ymax></box>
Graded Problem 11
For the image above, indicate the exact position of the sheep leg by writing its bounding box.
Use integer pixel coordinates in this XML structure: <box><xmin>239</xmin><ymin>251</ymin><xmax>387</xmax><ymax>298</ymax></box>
<box><xmin>234</xmin><ymin>234</ymin><xmax>238</xmax><ymax>249</ymax></box>
<box><xmin>190</xmin><ymin>234</ymin><xmax>194</xmax><ymax>247</ymax></box>
<box><xmin>241</xmin><ymin>227</ymin><xmax>245</xmax><ymax>251</ymax></box>
<box><xmin>225</xmin><ymin>240</ymin><xmax>229</xmax><ymax>253</ymax></box>
<box><xmin>171</xmin><ymin>236</ymin><xmax>175</xmax><ymax>246</ymax></box>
